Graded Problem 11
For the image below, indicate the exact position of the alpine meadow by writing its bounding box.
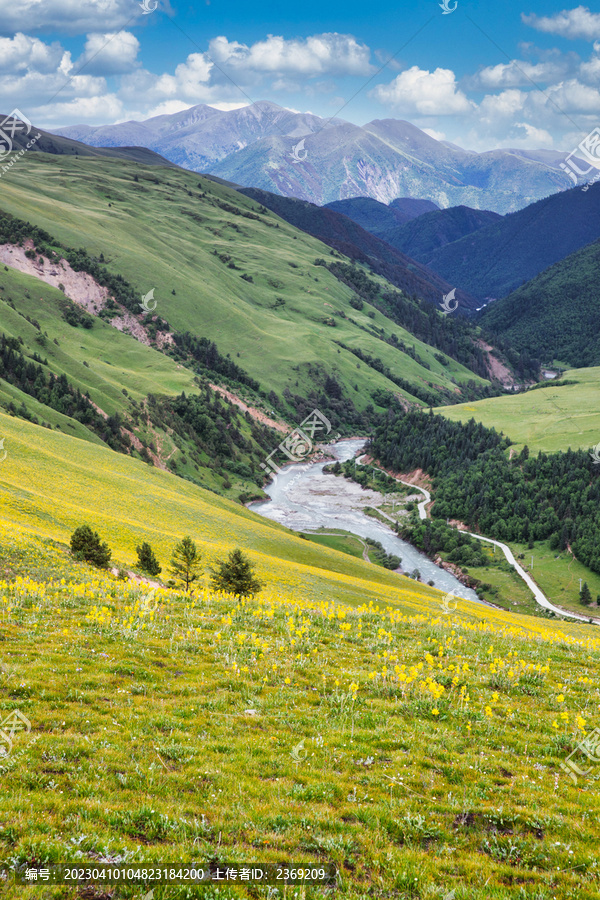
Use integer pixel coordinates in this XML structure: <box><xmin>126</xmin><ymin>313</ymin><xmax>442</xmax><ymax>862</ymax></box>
<box><xmin>1</xmin><ymin>2</ymin><xmax>600</xmax><ymax>899</ymax></box>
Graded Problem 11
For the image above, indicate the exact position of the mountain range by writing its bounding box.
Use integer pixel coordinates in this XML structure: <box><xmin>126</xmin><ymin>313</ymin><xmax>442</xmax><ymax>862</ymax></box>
<box><xmin>54</xmin><ymin>101</ymin><xmax>572</xmax><ymax>214</ymax></box>
<box><xmin>3</xmin><ymin>117</ymin><xmax>178</xmax><ymax>167</ymax></box>
<box><xmin>414</xmin><ymin>181</ymin><xmax>600</xmax><ymax>302</ymax></box>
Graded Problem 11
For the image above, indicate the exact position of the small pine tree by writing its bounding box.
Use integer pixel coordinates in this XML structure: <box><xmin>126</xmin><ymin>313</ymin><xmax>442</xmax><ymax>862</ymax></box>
<box><xmin>169</xmin><ymin>536</ymin><xmax>202</xmax><ymax>590</ymax></box>
<box><xmin>70</xmin><ymin>525</ymin><xmax>112</xmax><ymax>568</ymax></box>
<box><xmin>210</xmin><ymin>548</ymin><xmax>262</xmax><ymax>598</ymax></box>
<box><xmin>136</xmin><ymin>542</ymin><xmax>161</xmax><ymax>576</ymax></box>
<box><xmin>580</xmin><ymin>582</ymin><xmax>592</xmax><ymax>605</ymax></box>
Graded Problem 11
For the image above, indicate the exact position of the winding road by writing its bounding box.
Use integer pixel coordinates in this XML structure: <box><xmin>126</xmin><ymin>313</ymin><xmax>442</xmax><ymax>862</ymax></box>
<box><xmin>356</xmin><ymin>455</ymin><xmax>598</xmax><ymax>625</ymax></box>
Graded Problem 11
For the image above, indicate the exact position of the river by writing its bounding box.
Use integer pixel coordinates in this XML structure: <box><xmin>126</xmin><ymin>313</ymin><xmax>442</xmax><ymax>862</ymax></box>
<box><xmin>250</xmin><ymin>438</ymin><xmax>481</xmax><ymax>603</ymax></box>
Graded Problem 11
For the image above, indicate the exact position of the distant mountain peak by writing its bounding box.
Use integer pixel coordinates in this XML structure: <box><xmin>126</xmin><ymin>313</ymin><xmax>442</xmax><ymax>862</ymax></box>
<box><xmin>53</xmin><ymin>101</ymin><xmax>570</xmax><ymax>214</ymax></box>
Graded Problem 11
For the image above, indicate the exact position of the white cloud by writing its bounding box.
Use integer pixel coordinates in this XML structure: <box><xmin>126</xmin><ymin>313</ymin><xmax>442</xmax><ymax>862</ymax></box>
<box><xmin>469</xmin><ymin>59</ymin><xmax>569</xmax><ymax>89</ymax></box>
<box><xmin>422</xmin><ymin>127</ymin><xmax>446</xmax><ymax>141</ymax></box>
<box><xmin>144</xmin><ymin>99</ymin><xmax>200</xmax><ymax>118</ymax></box>
<box><xmin>171</xmin><ymin>53</ymin><xmax>213</xmax><ymax>94</ymax></box>
<box><xmin>0</xmin><ymin>69</ymin><xmax>106</xmax><ymax>109</ymax></box>
<box><xmin>522</xmin><ymin>6</ymin><xmax>600</xmax><ymax>41</ymax></box>
<box><xmin>580</xmin><ymin>50</ymin><xmax>600</xmax><ymax>81</ymax></box>
<box><xmin>516</xmin><ymin>123</ymin><xmax>555</xmax><ymax>145</ymax></box>
<box><xmin>77</xmin><ymin>31</ymin><xmax>140</xmax><ymax>76</ymax></box>
<box><xmin>0</xmin><ymin>33</ymin><xmax>65</xmax><ymax>74</ymax></box>
<box><xmin>0</xmin><ymin>0</ymin><xmax>149</xmax><ymax>36</ymax></box>
<box><xmin>35</xmin><ymin>93</ymin><xmax>124</xmax><ymax>125</ymax></box>
<box><xmin>118</xmin><ymin>62</ymin><xmax>238</xmax><ymax>109</ymax></box>
<box><xmin>479</xmin><ymin>89</ymin><xmax>527</xmax><ymax>120</ymax></box>
<box><xmin>544</xmin><ymin>77</ymin><xmax>600</xmax><ymax>112</ymax></box>
<box><xmin>465</xmin><ymin>121</ymin><xmax>555</xmax><ymax>152</ymax></box>
<box><xmin>372</xmin><ymin>67</ymin><xmax>474</xmax><ymax>115</ymax></box>
<box><xmin>207</xmin><ymin>33</ymin><xmax>373</xmax><ymax>77</ymax></box>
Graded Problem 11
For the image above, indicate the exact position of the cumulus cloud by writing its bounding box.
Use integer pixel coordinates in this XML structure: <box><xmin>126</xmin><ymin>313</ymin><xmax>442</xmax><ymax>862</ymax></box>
<box><xmin>469</xmin><ymin>59</ymin><xmax>570</xmax><ymax>89</ymax></box>
<box><xmin>466</xmin><ymin>120</ymin><xmax>555</xmax><ymax>152</ymax></box>
<box><xmin>422</xmin><ymin>127</ymin><xmax>446</xmax><ymax>141</ymax></box>
<box><xmin>118</xmin><ymin>60</ymin><xmax>237</xmax><ymax>109</ymax></box>
<box><xmin>478</xmin><ymin>89</ymin><xmax>527</xmax><ymax>120</ymax></box>
<box><xmin>118</xmin><ymin>33</ymin><xmax>370</xmax><ymax>112</ymax></box>
<box><xmin>35</xmin><ymin>93</ymin><xmax>124</xmax><ymax>125</ymax></box>
<box><xmin>543</xmin><ymin>77</ymin><xmax>600</xmax><ymax>113</ymax></box>
<box><xmin>0</xmin><ymin>0</ymin><xmax>150</xmax><ymax>36</ymax></box>
<box><xmin>580</xmin><ymin>45</ymin><xmax>600</xmax><ymax>81</ymax></box>
<box><xmin>0</xmin><ymin>33</ymin><xmax>66</xmax><ymax>74</ymax></box>
<box><xmin>371</xmin><ymin>67</ymin><xmax>474</xmax><ymax>115</ymax></box>
<box><xmin>144</xmin><ymin>99</ymin><xmax>199</xmax><ymax>118</ymax></box>
<box><xmin>207</xmin><ymin>33</ymin><xmax>373</xmax><ymax>77</ymax></box>
<box><xmin>76</xmin><ymin>31</ymin><xmax>140</xmax><ymax>76</ymax></box>
<box><xmin>0</xmin><ymin>69</ymin><xmax>106</xmax><ymax>108</ymax></box>
<box><xmin>522</xmin><ymin>6</ymin><xmax>600</xmax><ymax>41</ymax></box>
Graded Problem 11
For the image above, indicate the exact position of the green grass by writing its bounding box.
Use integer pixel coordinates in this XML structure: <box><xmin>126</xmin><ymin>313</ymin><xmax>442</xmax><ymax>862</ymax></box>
<box><xmin>433</xmin><ymin>371</ymin><xmax>600</xmax><ymax>612</ymax></box>
<box><xmin>0</xmin><ymin>408</ymin><xmax>455</xmax><ymax>614</ymax></box>
<box><xmin>0</xmin><ymin>532</ymin><xmax>599</xmax><ymax>900</ymax></box>
<box><xmin>0</xmin><ymin>264</ymin><xmax>279</xmax><ymax>496</ymax></box>
<box><xmin>437</xmin><ymin>366</ymin><xmax>600</xmax><ymax>454</ymax></box>
<box><xmin>300</xmin><ymin>531</ymin><xmax>366</xmax><ymax>561</ymax></box>
<box><xmin>509</xmin><ymin>541</ymin><xmax>600</xmax><ymax>617</ymax></box>
<box><xmin>1</xmin><ymin>151</ymin><xmax>599</xmax><ymax>900</ymax></box>
<box><xmin>0</xmin><ymin>264</ymin><xmax>196</xmax><ymax>415</ymax></box>
<box><xmin>0</xmin><ymin>153</ymin><xmax>486</xmax><ymax>411</ymax></box>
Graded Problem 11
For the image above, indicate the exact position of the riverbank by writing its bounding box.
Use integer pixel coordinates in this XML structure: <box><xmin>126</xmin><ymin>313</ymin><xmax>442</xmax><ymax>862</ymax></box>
<box><xmin>353</xmin><ymin>453</ymin><xmax>598</xmax><ymax>625</ymax></box>
<box><xmin>250</xmin><ymin>439</ymin><xmax>482</xmax><ymax>604</ymax></box>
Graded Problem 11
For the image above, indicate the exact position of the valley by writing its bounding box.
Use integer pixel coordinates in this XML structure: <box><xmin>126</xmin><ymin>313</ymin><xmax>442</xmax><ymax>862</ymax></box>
<box><xmin>1</xmin><ymin>82</ymin><xmax>600</xmax><ymax>900</ymax></box>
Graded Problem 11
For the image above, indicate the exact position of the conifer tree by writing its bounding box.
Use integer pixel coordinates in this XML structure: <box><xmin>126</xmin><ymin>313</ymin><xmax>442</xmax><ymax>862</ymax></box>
<box><xmin>170</xmin><ymin>536</ymin><xmax>202</xmax><ymax>590</ymax></box>
<box><xmin>136</xmin><ymin>541</ymin><xmax>161</xmax><ymax>576</ymax></box>
<box><xmin>210</xmin><ymin>548</ymin><xmax>262</xmax><ymax>598</ymax></box>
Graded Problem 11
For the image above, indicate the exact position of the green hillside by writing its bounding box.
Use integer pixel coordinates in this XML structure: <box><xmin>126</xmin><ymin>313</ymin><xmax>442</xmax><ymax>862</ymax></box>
<box><xmin>0</xmin><ymin>407</ymin><xmax>457</xmax><ymax>611</ymax></box>
<box><xmin>0</xmin><ymin>152</ymin><xmax>488</xmax><ymax>418</ymax></box>
<box><xmin>0</xmin><ymin>263</ymin><xmax>280</xmax><ymax>498</ymax></box>
<box><xmin>480</xmin><ymin>238</ymin><xmax>600</xmax><ymax>367</ymax></box>
<box><xmin>382</xmin><ymin>205</ymin><xmax>502</xmax><ymax>263</ymax></box>
<box><xmin>1</xmin><ymin>153</ymin><xmax>599</xmax><ymax>900</ymax></box>
<box><xmin>436</xmin><ymin>366</ymin><xmax>600</xmax><ymax>454</ymax></box>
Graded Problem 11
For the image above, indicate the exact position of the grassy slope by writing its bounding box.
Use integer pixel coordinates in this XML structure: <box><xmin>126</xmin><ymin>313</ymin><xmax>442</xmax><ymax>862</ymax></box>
<box><xmin>0</xmin><ymin>265</ymin><xmax>275</xmax><ymax>495</ymax></box>
<box><xmin>0</xmin><ymin>409</ymin><xmax>449</xmax><ymax>613</ymax></box>
<box><xmin>480</xmin><ymin>237</ymin><xmax>600</xmax><ymax>367</ymax></box>
<box><xmin>1</xmin><ymin>492</ymin><xmax>599</xmax><ymax>899</ymax></box>
<box><xmin>0</xmin><ymin>153</ymin><xmax>485</xmax><ymax>408</ymax></box>
<box><xmin>0</xmin><ymin>265</ymin><xmax>195</xmax><ymax>417</ymax></box>
<box><xmin>435</xmin><ymin>367</ymin><xmax>600</xmax><ymax>454</ymax></box>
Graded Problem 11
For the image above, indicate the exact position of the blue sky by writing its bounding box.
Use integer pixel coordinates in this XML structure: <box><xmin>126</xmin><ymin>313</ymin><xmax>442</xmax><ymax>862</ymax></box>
<box><xmin>1</xmin><ymin>1</ymin><xmax>600</xmax><ymax>150</ymax></box>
